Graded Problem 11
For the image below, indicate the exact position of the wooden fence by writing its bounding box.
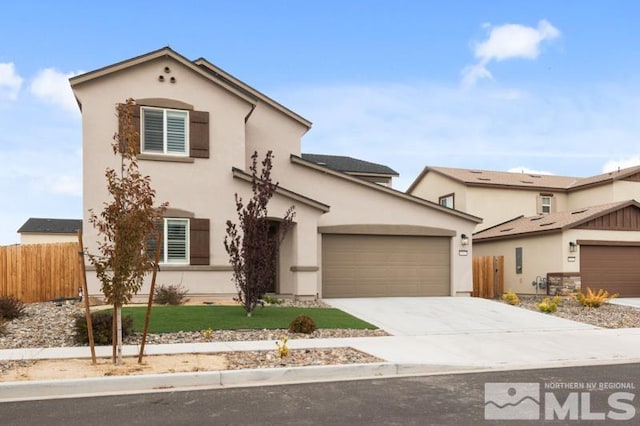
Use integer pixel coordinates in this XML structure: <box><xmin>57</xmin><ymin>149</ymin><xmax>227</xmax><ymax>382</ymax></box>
<box><xmin>0</xmin><ymin>243</ymin><xmax>80</xmax><ymax>303</ymax></box>
<box><xmin>473</xmin><ymin>256</ymin><xmax>504</xmax><ymax>298</ymax></box>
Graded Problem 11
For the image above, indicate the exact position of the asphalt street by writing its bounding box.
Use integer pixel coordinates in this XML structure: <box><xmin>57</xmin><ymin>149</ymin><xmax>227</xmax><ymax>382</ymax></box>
<box><xmin>1</xmin><ymin>363</ymin><xmax>638</xmax><ymax>426</ymax></box>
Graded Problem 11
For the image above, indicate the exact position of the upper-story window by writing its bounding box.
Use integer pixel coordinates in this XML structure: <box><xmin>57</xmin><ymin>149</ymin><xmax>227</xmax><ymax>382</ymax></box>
<box><xmin>538</xmin><ymin>193</ymin><xmax>555</xmax><ymax>214</ymax></box>
<box><xmin>439</xmin><ymin>193</ymin><xmax>455</xmax><ymax>209</ymax></box>
<box><xmin>141</xmin><ymin>107</ymin><xmax>189</xmax><ymax>156</ymax></box>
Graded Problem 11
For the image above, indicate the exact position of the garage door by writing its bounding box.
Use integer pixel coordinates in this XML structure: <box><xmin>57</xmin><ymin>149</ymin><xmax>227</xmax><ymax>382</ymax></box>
<box><xmin>322</xmin><ymin>234</ymin><xmax>450</xmax><ymax>298</ymax></box>
<box><xmin>580</xmin><ymin>245</ymin><xmax>640</xmax><ymax>297</ymax></box>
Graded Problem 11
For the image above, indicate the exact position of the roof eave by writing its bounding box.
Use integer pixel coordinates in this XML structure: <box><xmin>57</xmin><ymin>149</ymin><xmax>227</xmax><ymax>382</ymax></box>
<box><xmin>69</xmin><ymin>47</ymin><xmax>257</xmax><ymax>107</ymax></box>
<box><xmin>194</xmin><ymin>57</ymin><xmax>312</xmax><ymax>129</ymax></box>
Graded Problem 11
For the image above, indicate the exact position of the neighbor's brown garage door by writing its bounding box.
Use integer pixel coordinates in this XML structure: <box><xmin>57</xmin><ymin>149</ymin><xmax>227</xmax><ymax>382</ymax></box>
<box><xmin>322</xmin><ymin>234</ymin><xmax>450</xmax><ymax>298</ymax></box>
<box><xmin>580</xmin><ymin>244</ymin><xmax>640</xmax><ymax>297</ymax></box>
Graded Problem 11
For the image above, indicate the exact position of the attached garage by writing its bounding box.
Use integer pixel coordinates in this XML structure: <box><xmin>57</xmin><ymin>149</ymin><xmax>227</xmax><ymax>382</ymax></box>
<box><xmin>579</xmin><ymin>242</ymin><xmax>640</xmax><ymax>297</ymax></box>
<box><xmin>321</xmin><ymin>234</ymin><xmax>451</xmax><ymax>298</ymax></box>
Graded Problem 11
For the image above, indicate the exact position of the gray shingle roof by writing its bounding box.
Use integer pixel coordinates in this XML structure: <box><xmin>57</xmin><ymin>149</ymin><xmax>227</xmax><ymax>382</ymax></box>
<box><xmin>17</xmin><ymin>218</ymin><xmax>82</xmax><ymax>234</ymax></box>
<box><xmin>301</xmin><ymin>153</ymin><xmax>399</xmax><ymax>176</ymax></box>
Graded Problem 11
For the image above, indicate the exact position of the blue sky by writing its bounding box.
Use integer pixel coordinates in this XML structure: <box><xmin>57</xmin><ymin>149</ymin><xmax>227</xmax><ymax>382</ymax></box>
<box><xmin>1</xmin><ymin>1</ymin><xmax>640</xmax><ymax>244</ymax></box>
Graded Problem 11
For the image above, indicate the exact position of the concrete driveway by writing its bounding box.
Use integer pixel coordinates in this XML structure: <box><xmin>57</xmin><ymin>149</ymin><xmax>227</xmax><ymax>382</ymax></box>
<box><xmin>325</xmin><ymin>297</ymin><xmax>598</xmax><ymax>336</ymax></box>
<box><xmin>608</xmin><ymin>298</ymin><xmax>640</xmax><ymax>308</ymax></box>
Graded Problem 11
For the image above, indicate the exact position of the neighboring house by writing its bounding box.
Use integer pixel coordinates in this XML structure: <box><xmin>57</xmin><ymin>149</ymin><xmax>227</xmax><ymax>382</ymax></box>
<box><xmin>70</xmin><ymin>47</ymin><xmax>481</xmax><ymax>300</ymax></box>
<box><xmin>17</xmin><ymin>218</ymin><xmax>82</xmax><ymax>244</ymax></box>
<box><xmin>407</xmin><ymin>166</ymin><xmax>640</xmax><ymax>296</ymax></box>
<box><xmin>473</xmin><ymin>201</ymin><xmax>640</xmax><ymax>297</ymax></box>
<box><xmin>407</xmin><ymin>165</ymin><xmax>640</xmax><ymax>232</ymax></box>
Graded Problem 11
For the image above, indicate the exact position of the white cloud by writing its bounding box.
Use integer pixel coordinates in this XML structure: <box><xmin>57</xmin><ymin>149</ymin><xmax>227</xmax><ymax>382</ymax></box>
<box><xmin>462</xmin><ymin>20</ymin><xmax>560</xmax><ymax>87</ymax></box>
<box><xmin>30</xmin><ymin>68</ymin><xmax>82</xmax><ymax>113</ymax></box>
<box><xmin>602</xmin><ymin>156</ymin><xmax>640</xmax><ymax>173</ymax></box>
<box><xmin>0</xmin><ymin>62</ymin><xmax>23</xmax><ymax>100</ymax></box>
<box><xmin>507</xmin><ymin>167</ymin><xmax>553</xmax><ymax>175</ymax></box>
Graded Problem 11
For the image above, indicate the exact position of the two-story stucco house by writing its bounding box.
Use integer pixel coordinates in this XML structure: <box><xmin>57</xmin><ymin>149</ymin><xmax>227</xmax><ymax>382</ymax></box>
<box><xmin>70</xmin><ymin>47</ymin><xmax>481</xmax><ymax>301</ymax></box>
<box><xmin>407</xmin><ymin>166</ymin><xmax>640</xmax><ymax>296</ymax></box>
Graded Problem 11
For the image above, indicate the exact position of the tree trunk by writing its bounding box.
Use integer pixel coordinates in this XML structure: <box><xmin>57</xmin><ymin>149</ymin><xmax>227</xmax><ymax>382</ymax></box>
<box><xmin>116</xmin><ymin>305</ymin><xmax>123</xmax><ymax>365</ymax></box>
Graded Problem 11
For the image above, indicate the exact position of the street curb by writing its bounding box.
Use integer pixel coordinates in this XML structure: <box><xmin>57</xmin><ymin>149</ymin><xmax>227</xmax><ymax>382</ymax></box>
<box><xmin>0</xmin><ymin>362</ymin><xmax>467</xmax><ymax>402</ymax></box>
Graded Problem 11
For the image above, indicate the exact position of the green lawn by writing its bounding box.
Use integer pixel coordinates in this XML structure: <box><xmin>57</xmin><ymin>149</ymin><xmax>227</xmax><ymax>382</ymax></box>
<box><xmin>119</xmin><ymin>305</ymin><xmax>377</xmax><ymax>333</ymax></box>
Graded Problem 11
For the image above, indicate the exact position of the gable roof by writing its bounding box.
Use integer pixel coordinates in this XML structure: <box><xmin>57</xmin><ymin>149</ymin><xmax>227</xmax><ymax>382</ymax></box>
<box><xmin>18</xmin><ymin>218</ymin><xmax>82</xmax><ymax>234</ymax></box>
<box><xmin>69</xmin><ymin>47</ymin><xmax>311</xmax><ymax>129</ymax></box>
<box><xmin>301</xmin><ymin>153</ymin><xmax>399</xmax><ymax>176</ymax></box>
<box><xmin>291</xmin><ymin>155</ymin><xmax>482</xmax><ymax>223</ymax></box>
<box><xmin>407</xmin><ymin>164</ymin><xmax>640</xmax><ymax>193</ymax></box>
<box><xmin>473</xmin><ymin>200</ymin><xmax>640</xmax><ymax>241</ymax></box>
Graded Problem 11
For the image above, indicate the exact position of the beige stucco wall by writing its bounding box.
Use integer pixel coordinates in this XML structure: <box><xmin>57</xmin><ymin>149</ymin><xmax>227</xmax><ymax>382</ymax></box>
<box><xmin>473</xmin><ymin>234</ymin><xmax>563</xmax><ymax>294</ymax></box>
<box><xmin>466</xmin><ymin>187</ymin><xmax>567</xmax><ymax>231</ymax></box>
<box><xmin>612</xmin><ymin>181</ymin><xmax>640</xmax><ymax>203</ymax></box>
<box><xmin>20</xmin><ymin>234</ymin><xmax>78</xmax><ymax>244</ymax></box>
<box><xmin>567</xmin><ymin>185</ymin><xmax>613</xmax><ymax>210</ymax></box>
<box><xmin>245</xmin><ymin>101</ymin><xmax>308</xmax><ymax>173</ymax></box>
<box><xmin>409</xmin><ymin>172</ymin><xmax>468</xmax><ymax>211</ymax></box>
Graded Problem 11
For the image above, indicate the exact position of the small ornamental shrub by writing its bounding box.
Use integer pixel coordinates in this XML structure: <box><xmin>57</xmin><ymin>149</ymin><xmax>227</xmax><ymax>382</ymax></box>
<box><xmin>153</xmin><ymin>284</ymin><xmax>189</xmax><ymax>305</ymax></box>
<box><xmin>535</xmin><ymin>297</ymin><xmax>559</xmax><ymax>313</ymax></box>
<box><xmin>275</xmin><ymin>335</ymin><xmax>290</xmax><ymax>358</ymax></box>
<box><xmin>0</xmin><ymin>296</ymin><xmax>25</xmax><ymax>320</ymax></box>
<box><xmin>262</xmin><ymin>295</ymin><xmax>283</xmax><ymax>305</ymax></box>
<box><xmin>575</xmin><ymin>287</ymin><xmax>618</xmax><ymax>308</ymax></box>
<box><xmin>502</xmin><ymin>290</ymin><xmax>520</xmax><ymax>305</ymax></box>
<box><xmin>202</xmin><ymin>328</ymin><xmax>214</xmax><ymax>341</ymax></box>
<box><xmin>551</xmin><ymin>295</ymin><xmax>564</xmax><ymax>307</ymax></box>
<box><xmin>0</xmin><ymin>317</ymin><xmax>7</xmax><ymax>335</ymax></box>
<box><xmin>288</xmin><ymin>314</ymin><xmax>317</xmax><ymax>334</ymax></box>
<box><xmin>74</xmin><ymin>311</ymin><xmax>134</xmax><ymax>345</ymax></box>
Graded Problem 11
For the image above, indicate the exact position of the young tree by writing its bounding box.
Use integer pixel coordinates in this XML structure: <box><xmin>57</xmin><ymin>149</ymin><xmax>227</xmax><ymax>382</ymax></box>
<box><xmin>225</xmin><ymin>151</ymin><xmax>295</xmax><ymax>316</ymax></box>
<box><xmin>88</xmin><ymin>99</ymin><xmax>167</xmax><ymax>364</ymax></box>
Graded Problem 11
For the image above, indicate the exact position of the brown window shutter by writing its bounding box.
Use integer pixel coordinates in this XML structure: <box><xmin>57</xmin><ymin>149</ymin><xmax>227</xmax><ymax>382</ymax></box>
<box><xmin>190</xmin><ymin>218</ymin><xmax>210</xmax><ymax>265</ymax></box>
<box><xmin>189</xmin><ymin>110</ymin><xmax>209</xmax><ymax>158</ymax></box>
<box><xmin>118</xmin><ymin>103</ymin><xmax>141</xmax><ymax>154</ymax></box>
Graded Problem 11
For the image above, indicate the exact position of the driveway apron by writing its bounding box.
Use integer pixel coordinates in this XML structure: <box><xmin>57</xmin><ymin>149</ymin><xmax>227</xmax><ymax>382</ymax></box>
<box><xmin>325</xmin><ymin>297</ymin><xmax>598</xmax><ymax>336</ymax></box>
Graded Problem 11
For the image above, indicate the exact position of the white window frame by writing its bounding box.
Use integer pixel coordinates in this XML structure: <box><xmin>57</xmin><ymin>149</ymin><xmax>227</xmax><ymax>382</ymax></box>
<box><xmin>160</xmin><ymin>218</ymin><xmax>189</xmax><ymax>264</ymax></box>
<box><xmin>141</xmin><ymin>107</ymin><xmax>189</xmax><ymax>156</ymax></box>
<box><xmin>439</xmin><ymin>193</ymin><xmax>454</xmax><ymax>209</ymax></box>
<box><xmin>541</xmin><ymin>196</ymin><xmax>552</xmax><ymax>214</ymax></box>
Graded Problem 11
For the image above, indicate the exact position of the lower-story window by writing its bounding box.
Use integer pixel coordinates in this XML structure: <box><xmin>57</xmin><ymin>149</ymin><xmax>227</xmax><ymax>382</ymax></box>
<box><xmin>165</xmin><ymin>219</ymin><xmax>189</xmax><ymax>263</ymax></box>
<box><xmin>149</xmin><ymin>218</ymin><xmax>189</xmax><ymax>264</ymax></box>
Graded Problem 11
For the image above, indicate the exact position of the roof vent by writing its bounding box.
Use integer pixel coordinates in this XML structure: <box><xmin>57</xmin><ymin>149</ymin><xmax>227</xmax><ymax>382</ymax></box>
<box><xmin>529</xmin><ymin>175</ymin><xmax>542</xmax><ymax>178</ymax></box>
<box><xmin>470</xmin><ymin>170</ymin><xmax>483</xmax><ymax>174</ymax></box>
<box><xmin>571</xmin><ymin>209</ymin><xmax>588</xmax><ymax>215</ymax></box>
<box><xmin>500</xmin><ymin>228</ymin><xmax>514</xmax><ymax>232</ymax></box>
<box><xmin>539</xmin><ymin>222</ymin><xmax>556</xmax><ymax>227</ymax></box>
<box><xmin>530</xmin><ymin>216</ymin><xmax>544</xmax><ymax>221</ymax></box>
<box><xmin>477</xmin><ymin>177</ymin><xmax>491</xmax><ymax>181</ymax></box>
<box><xmin>520</xmin><ymin>180</ymin><xmax>534</xmax><ymax>184</ymax></box>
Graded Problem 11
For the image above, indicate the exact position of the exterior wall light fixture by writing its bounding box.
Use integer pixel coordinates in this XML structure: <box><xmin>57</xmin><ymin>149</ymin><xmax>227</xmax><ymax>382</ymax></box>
<box><xmin>569</xmin><ymin>241</ymin><xmax>577</xmax><ymax>252</ymax></box>
<box><xmin>461</xmin><ymin>234</ymin><xmax>469</xmax><ymax>246</ymax></box>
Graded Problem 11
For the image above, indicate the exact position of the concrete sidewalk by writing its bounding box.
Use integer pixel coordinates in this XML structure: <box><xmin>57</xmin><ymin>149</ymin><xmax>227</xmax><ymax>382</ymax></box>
<box><xmin>2</xmin><ymin>327</ymin><xmax>640</xmax><ymax>401</ymax></box>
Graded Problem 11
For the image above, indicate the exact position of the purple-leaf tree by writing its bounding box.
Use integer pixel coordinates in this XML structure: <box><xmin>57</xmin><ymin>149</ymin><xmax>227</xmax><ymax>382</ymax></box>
<box><xmin>224</xmin><ymin>151</ymin><xmax>295</xmax><ymax>316</ymax></box>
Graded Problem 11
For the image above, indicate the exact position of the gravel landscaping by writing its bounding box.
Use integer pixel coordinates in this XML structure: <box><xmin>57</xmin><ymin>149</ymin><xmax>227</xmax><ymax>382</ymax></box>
<box><xmin>0</xmin><ymin>301</ymin><xmax>386</xmax><ymax>375</ymax></box>
<box><xmin>502</xmin><ymin>295</ymin><xmax>640</xmax><ymax>328</ymax></box>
